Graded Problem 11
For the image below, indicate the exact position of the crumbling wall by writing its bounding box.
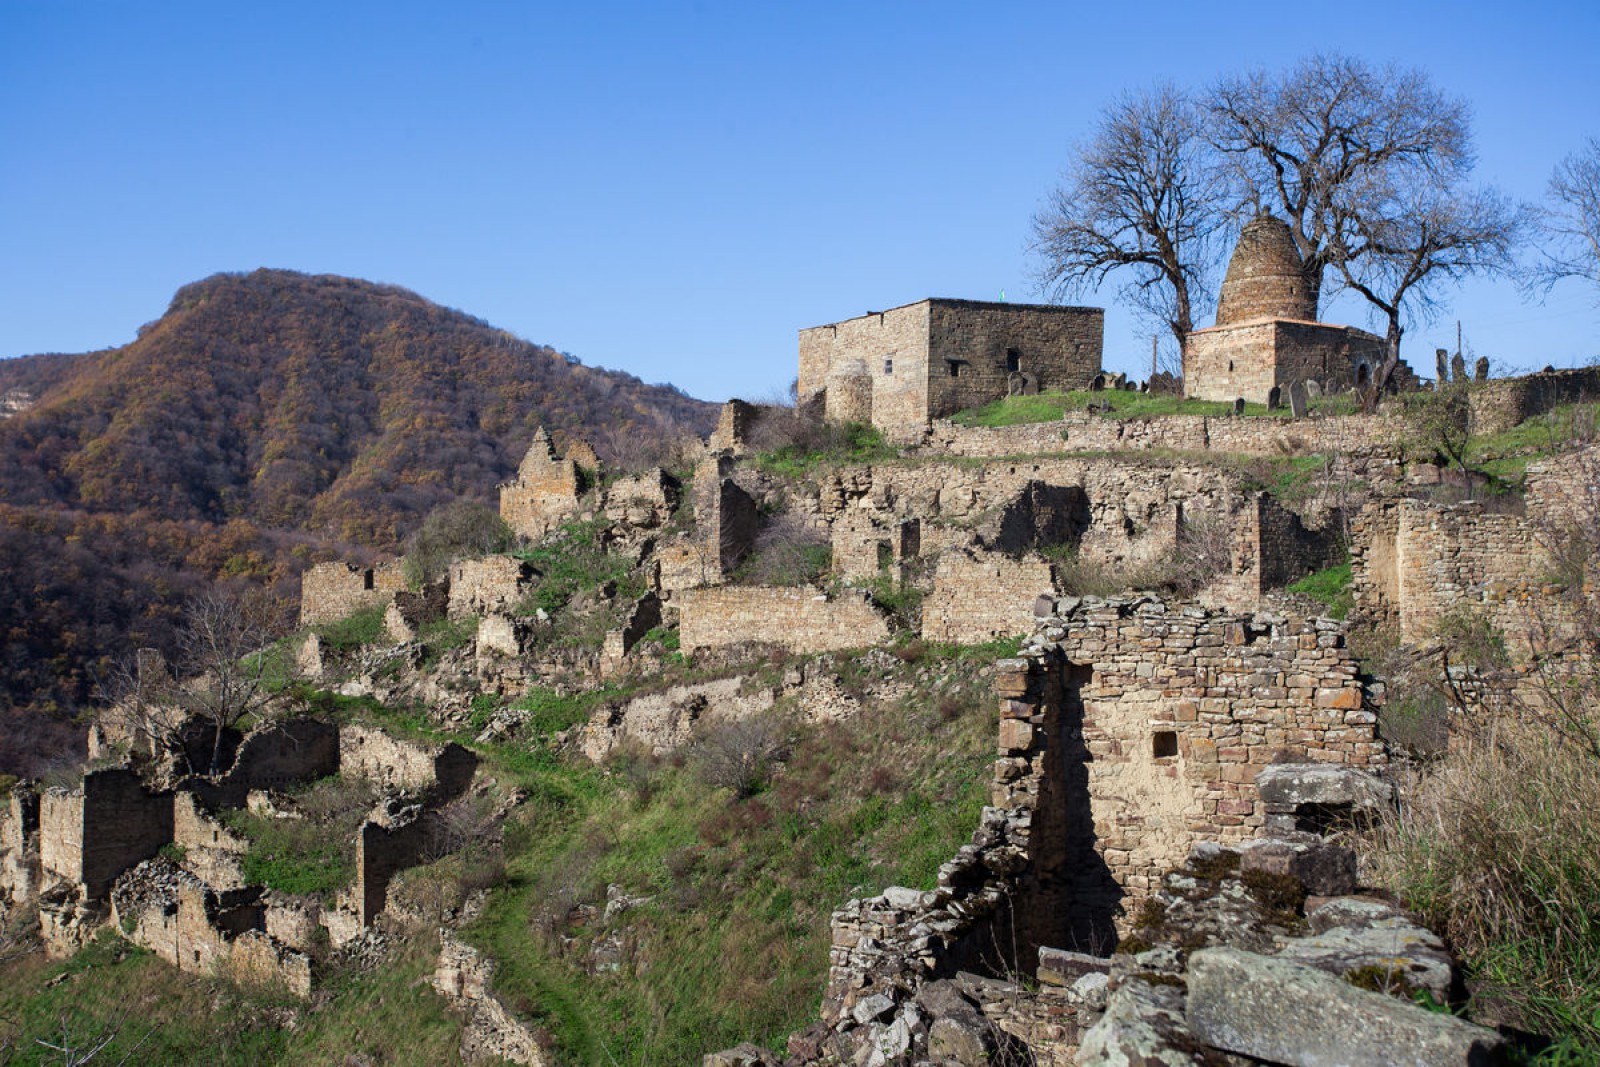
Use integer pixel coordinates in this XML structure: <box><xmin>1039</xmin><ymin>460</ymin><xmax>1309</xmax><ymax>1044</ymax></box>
<box><xmin>500</xmin><ymin>427</ymin><xmax>583</xmax><ymax>539</ymax></box>
<box><xmin>299</xmin><ymin>561</ymin><xmax>406</xmax><ymax>626</ymax></box>
<box><xmin>924</xmin><ymin>300</ymin><xmax>1103</xmax><ymax>421</ymax></box>
<box><xmin>1468</xmin><ymin>366</ymin><xmax>1600</xmax><ymax>434</ymax></box>
<box><xmin>339</xmin><ymin>724</ymin><xmax>477</xmax><ymax>799</ymax></box>
<box><xmin>386</xmin><ymin>581</ymin><xmax>449</xmax><ymax>642</ymax></box>
<box><xmin>707</xmin><ymin>399</ymin><xmax>763</xmax><ymax>454</ymax></box>
<box><xmin>922</xmin><ymin>550</ymin><xmax>1055</xmax><ymax>645</ymax></box>
<box><xmin>40</xmin><ymin>768</ymin><xmax>173</xmax><ymax>900</ymax></box>
<box><xmin>0</xmin><ymin>788</ymin><xmax>40</xmax><ymax>913</ymax></box>
<box><xmin>929</xmin><ymin>410</ymin><xmax>1403</xmax><ymax>461</ymax></box>
<box><xmin>1351</xmin><ymin>497</ymin><xmax>1548</xmax><ymax>647</ymax></box>
<box><xmin>111</xmin><ymin>860</ymin><xmax>312</xmax><ymax>997</ymax></box>
<box><xmin>353</xmin><ymin>810</ymin><xmax>431</xmax><ymax>925</ymax></box>
<box><xmin>603</xmin><ymin>468</ymin><xmax>680</xmax><ymax>528</ymax></box>
<box><xmin>1035</xmin><ymin>598</ymin><xmax>1382</xmax><ymax>901</ymax></box>
<box><xmin>181</xmin><ymin>719</ymin><xmax>341</xmax><ymax>809</ymax></box>
<box><xmin>449</xmin><ymin>556</ymin><xmax>535</xmax><ymax>620</ymax></box>
<box><xmin>677</xmin><ymin>586</ymin><xmax>891</xmax><ymax>653</ymax></box>
<box><xmin>171</xmin><ymin>792</ymin><xmax>249</xmax><ymax>890</ymax></box>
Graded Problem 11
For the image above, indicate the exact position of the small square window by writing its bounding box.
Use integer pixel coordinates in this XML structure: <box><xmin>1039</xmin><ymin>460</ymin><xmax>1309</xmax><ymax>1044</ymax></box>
<box><xmin>1006</xmin><ymin>348</ymin><xmax>1022</xmax><ymax>373</ymax></box>
<box><xmin>884</xmin><ymin>358</ymin><xmax>894</xmax><ymax>375</ymax></box>
<box><xmin>1153</xmin><ymin>730</ymin><xmax>1178</xmax><ymax>759</ymax></box>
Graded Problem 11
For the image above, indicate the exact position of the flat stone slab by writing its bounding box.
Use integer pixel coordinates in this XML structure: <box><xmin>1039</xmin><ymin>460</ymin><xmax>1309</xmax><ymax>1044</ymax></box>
<box><xmin>1186</xmin><ymin>947</ymin><xmax>1504</xmax><ymax>1066</ymax></box>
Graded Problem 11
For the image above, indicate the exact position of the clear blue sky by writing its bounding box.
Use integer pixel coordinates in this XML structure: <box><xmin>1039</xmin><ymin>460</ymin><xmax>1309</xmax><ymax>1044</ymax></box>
<box><xmin>3</xmin><ymin>1</ymin><xmax>1597</xmax><ymax>402</ymax></box>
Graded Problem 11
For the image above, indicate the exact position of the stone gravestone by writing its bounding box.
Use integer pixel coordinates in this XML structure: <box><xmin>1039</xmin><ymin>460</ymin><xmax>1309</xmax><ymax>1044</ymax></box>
<box><xmin>1233</xmin><ymin>397</ymin><xmax>1246</xmax><ymax>416</ymax></box>
<box><xmin>1267</xmin><ymin>385</ymin><xmax>1282</xmax><ymax>411</ymax></box>
<box><xmin>1475</xmin><ymin>356</ymin><xmax>1489</xmax><ymax>382</ymax></box>
<box><xmin>1451</xmin><ymin>353</ymin><xmax>1467</xmax><ymax>382</ymax></box>
<box><xmin>1288</xmin><ymin>380</ymin><xmax>1309</xmax><ymax>419</ymax></box>
<box><xmin>1089</xmin><ymin>373</ymin><xmax>1105</xmax><ymax>392</ymax></box>
<box><xmin>1436</xmin><ymin>348</ymin><xmax>1450</xmax><ymax>386</ymax></box>
<box><xmin>1304</xmin><ymin>379</ymin><xmax>1323</xmax><ymax>399</ymax></box>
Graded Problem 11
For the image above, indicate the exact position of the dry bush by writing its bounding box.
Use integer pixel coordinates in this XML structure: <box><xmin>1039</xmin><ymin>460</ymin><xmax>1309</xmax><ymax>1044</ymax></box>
<box><xmin>1365</xmin><ymin>719</ymin><xmax>1600</xmax><ymax>1047</ymax></box>
<box><xmin>733</xmin><ymin>512</ymin><xmax>831</xmax><ymax>587</ymax></box>
<box><xmin>689</xmin><ymin>713</ymin><xmax>789</xmax><ymax>799</ymax></box>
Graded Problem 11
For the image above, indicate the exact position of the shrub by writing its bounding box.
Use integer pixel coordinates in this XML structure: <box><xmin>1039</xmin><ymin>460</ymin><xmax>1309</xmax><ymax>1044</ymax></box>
<box><xmin>734</xmin><ymin>513</ymin><xmax>832</xmax><ymax>586</ymax></box>
<box><xmin>403</xmin><ymin>500</ymin><xmax>514</xmax><ymax>586</ymax></box>
<box><xmin>690</xmin><ymin>713</ymin><xmax>789</xmax><ymax>798</ymax></box>
<box><xmin>1367</xmin><ymin>719</ymin><xmax>1600</xmax><ymax>1051</ymax></box>
<box><xmin>314</xmin><ymin>605</ymin><xmax>388</xmax><ymax>653</ymax></box>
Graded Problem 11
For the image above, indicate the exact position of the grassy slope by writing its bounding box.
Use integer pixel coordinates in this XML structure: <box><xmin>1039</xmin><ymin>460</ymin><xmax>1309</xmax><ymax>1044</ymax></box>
<box><xmin>0</xmin><ymin>643</ymin><xmax>1000</xmax><ymax>1064</ymax></box>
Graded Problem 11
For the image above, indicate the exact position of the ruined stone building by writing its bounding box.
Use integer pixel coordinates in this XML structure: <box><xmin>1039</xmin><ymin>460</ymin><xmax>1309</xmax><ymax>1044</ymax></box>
<box><xmin>798</xmin><ymin>299</ymin><xmax>1103</xmax><ymax>440</ymax></box>
<box><xmin>1184</xmin><ymin>214</ymin><xmax>1398</xmax><ymax>403</ymax></box>
<box><xmin>499</xmin><ymin>427</ymin><xmax>588</xmax><ymax>539</ymax></box>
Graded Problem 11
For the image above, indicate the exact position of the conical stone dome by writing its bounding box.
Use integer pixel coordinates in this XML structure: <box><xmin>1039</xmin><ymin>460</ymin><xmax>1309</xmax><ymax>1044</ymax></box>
<box><xmin>1215</xmin><ymin>214</ymin><xmax>1317</xmax><ymax>326</ymax></box>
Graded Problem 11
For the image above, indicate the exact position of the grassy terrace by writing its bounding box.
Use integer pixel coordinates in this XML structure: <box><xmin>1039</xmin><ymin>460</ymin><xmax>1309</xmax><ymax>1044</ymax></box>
<box><xmin>949</xmin><ymin>389</ymin><xmax>1357</xmax><ymax>426</ymax></box>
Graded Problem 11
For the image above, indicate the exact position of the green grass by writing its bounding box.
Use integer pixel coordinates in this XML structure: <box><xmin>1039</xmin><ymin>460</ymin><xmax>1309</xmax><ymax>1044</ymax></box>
<box><xmin>222</xmin><ymin>776</ymin><xmax>377</xmax><ymax>896</ymax></box>
<box><xmin>950</xmin><ymin>389</ymin><xmax>1357</xmax><ymax>427</ymax></box>
<box><xmin>751</xmin><ymin>422</ymin><xmax>897</xmax><ymax>479</ymax></box>
<box><xmin>458</xmin><ymin>656</ymin><xmax>998</xmax><ymax>1063</ymax></box>
<box><xmin>515</xmin><ymin>518</ymin><xmax>643</xmax><ymax>616</ymax></box>
<box><xmin>1467</xmin><ymin>402</ymin><xmax>1598</xmax><ymax>483</ymax></box>
<box><xmin>1287</xmin><ymin>562</ymin><xmax>1353</xmax><ymax>619</ymax></box>
<box><xmin>0</xmin><ymin>930</ymin><xmax>465</xmax><ymax>1066</ymax></box>
<box><xmin>313</xmin><ymin>605</ymin><xmax>388</xmax><ymax>653</ymax></box>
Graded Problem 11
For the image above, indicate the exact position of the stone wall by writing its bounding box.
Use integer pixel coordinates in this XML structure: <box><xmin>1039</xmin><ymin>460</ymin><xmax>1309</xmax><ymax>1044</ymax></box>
<box><xmin>602</xmin><ymin>468</ymin><xmax>680</xmax><ymax>529</ymax></box>
<box><xmin>1351</xmin><ymin>497</ymin><xmax>1549</xmax><ymax>647</ymax></box>
<box><xmin>928</xmin><ymin>409</ymin><xmax>1404</xmax><ymax>461</ymax></box>
<box><xmin>40</xmin><ymin>768</ymin><xmax>174</xmax><ymax>900</ymax></box>
<box><xmin>677</xmin><ymin>586</ymin><xmax>891</xmax><ymax>653</ymax></box>
<box><xmin>111</xmin><ymin>860</ymin><xmax>312</xmax><ymax>997</ymax></box>
<box><xmin>0</xmin><ymin>788</ymin><xmax>40</xmax><ymax>914</ymax></box>
<box><xmin>180</xmin><ymin>719</ymin><xmax>341</xmax><ymax>809</ymax></box>
<box><xmin>922</xmin><ymin>550</ymin><xmax>1055</xmax><ymax>645</ymax></box>
<box><xmin>500</xmin><ymin>427</ymin><xmax>583</xmax><ymax>539</ymax></box>
<box><xmin>1467</xmin><ymin>365</ymin><xmax>1600</xmax><ymax>434</ymax></box>
<box><xmin>449</xmin><ymin>556</ymin><xmax>535</xmax><ymax>620</ymax></box>
<box><xmin>1030</xmin><ymin>598</ymin><xmax>1383</xmax><ymax>902</ymax></box>
<box><xmin>171</xmin><ymin>792</ymin><xmax>249</xmax><ymax>891</ymax></box>
<box><xmin>707</xmin><ymin>399</ymin><xmax>763</xmax><ymax>454</ymax></box>
<box><xmin>299</xmin><ymin>561</ymin><xmax>406</xmax><ymax>626</ymax></box>
<box><xmin>924</xmin><ymin>301</ymin><xmax>1103</xmax><ymax>422</ymax></box>
<box><xmin>339</xmin><ymin>724</ymin><xmax>478</xmax><ymax>798</ymax></box>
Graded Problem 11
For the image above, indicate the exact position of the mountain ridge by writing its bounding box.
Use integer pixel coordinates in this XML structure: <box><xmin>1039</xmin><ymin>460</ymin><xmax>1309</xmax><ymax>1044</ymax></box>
<box><xmin>0</xmin><ymin>267</ymin><xmax>716</xmax><ymax>737</ymax></box>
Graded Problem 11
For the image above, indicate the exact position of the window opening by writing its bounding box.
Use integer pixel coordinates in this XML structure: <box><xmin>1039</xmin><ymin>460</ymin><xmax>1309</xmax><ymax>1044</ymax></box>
<box><xmin>1152</xmin><ymin>730</ymin><xmax>1178</xmax><ymax>759</ymax></box>
<box><xmin>1006</xmin><ymin>348</ymin><xmax>1022</xmax><ymax>373</ymax></box>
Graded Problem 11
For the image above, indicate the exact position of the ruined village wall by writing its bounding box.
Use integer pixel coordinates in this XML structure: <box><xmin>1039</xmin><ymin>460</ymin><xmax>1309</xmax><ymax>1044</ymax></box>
<box><xmin>299</xmin><ymin>561</ymin><xmax>406</xmax><ymax>626</ymax></box>
<box><xmin>180</xmin><ymin>720</ymin><xmax>341</xmax><ymax>810</ymax></box>
<box><xmin>1032</xmin><ymin>599</ymin><xmax>1382</xmax><ymax>903</ymax></box>
<box><xmin>449</xmin><ymin>556</ymin><xmax>534</xmax><ymax>620</ymax></box>
<box><xmin>1351</xmin><ymin>498</ymin><xmax>1551</xmax><ymax>647</ymax></box>
<box><xmin>1468</xmin><ymin>366</ymin><xmax>1600</xmax><ymax>435</ymax></box>
<box><xmin>922</xmin><ymin>552</ymin><xmax>1054</xmax><ymax>645</ymax></box>
<box><xmin>339</xmin><ymin>724</ymin><xmax>477</xmax><ymax>797</ymax></box>
<box><xmin>926</xmin><ymin>410</ymin><xmax>1402</xmax><ymax>460</ymax></box>
<box><xmin>924</xmin><ymin>301</ymin><xmax>1102</xmax><ymax>420</ymax></box>
<box><xmin>41</xmin><ymin>769</ymin><xmax>173</xmax><ymax>899</ymax></box>
<box><xmin>677</xmin><ymin>586</ymin><xmax>891</xmax><ymax>653</ymax></box>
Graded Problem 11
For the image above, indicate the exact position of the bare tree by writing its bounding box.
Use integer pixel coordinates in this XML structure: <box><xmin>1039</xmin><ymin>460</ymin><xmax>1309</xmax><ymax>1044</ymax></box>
<box><xmin>172</xmin><ymin>590</ymin><xmax>284</xmax><ymax>775</ymax></box>
<box><xmin>94</xmin><ymin>649</ymin><xmax>190</xmax><ymax>769</ymax></box>
<box><xmin>1032</xmin><ymin>84</ymin><xmax>1226</xmax><ymax>355</ymax></box>
<box><xmin>1530</xmin><ymin>136</ymin><xmax>1600</xmax><ymax>299</ymax></box>
<box><xmin>1328</xmin><ymin>176</ymin><xmax>1524</xmax><ymax>403</ymax></box>
<box><xmin>1209</xmin><ymin>54</ymin><xmax>1472</xmax><ymax>314</ymax></box>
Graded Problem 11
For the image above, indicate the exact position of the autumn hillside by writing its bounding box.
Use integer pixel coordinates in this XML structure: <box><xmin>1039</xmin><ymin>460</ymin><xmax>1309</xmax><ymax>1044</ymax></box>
<box><xmin>0</xmin><ymin>269</ymin><xmax>716</xmax><ymax>742</ymax></box>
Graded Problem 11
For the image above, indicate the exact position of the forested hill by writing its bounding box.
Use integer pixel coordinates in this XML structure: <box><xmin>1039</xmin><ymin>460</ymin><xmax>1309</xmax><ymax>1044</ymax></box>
<box><xmin>0</xmin><ymin>269</ymin><xmax>715</xmax><ymax>545</ymax></box>
<box><xmin>0</xmin><ymin>269</ymin><xmax>716</xmax><ymax>746</ymax></box>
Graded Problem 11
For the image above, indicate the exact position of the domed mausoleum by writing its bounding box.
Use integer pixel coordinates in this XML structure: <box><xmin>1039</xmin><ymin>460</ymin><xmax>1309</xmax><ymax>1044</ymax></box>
<box><xmin>1185</xmin><ymin>214</ymin><xmax>1411</xmax><ymax>404</ymax></box>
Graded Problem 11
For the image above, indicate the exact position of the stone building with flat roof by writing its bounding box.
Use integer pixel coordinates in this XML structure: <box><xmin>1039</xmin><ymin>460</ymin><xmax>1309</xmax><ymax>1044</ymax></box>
<box><xmin>798</xmin><ymin>298</ymin><xmax>1103</xmax><ymax>440</ymax></box>
<box><xmin>1185</xmin><ymin>214</ymin><xmax>1404</xmax><ymax>403</ymax></box>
